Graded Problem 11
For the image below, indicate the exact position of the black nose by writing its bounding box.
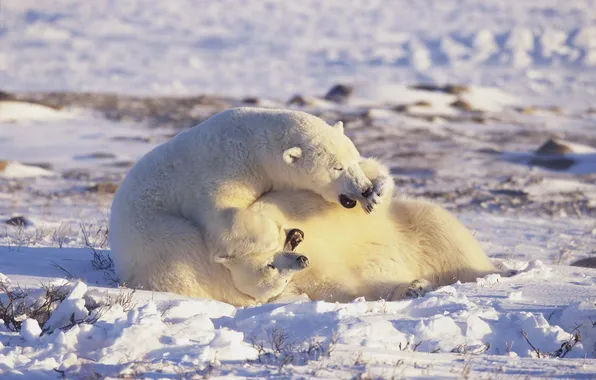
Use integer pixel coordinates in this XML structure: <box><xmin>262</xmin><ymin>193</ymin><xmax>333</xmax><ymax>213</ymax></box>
<box><xmin>297</xmin><ymin>255</ymin><xmax>309</xmax><ymax>267</ymax></box>
<box><xmin>361</xmin><ymin>186</ymin><xmax>374</xmax><ymax>198</ymax></box>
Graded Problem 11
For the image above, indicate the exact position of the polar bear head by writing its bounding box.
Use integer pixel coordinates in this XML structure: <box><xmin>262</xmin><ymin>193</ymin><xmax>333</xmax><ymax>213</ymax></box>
<box><xmin>215</xmin><ymin>250</ymin><xmax>308</xmax><ymax>302</ymax></box>
<box><xmin>274</xmin><ymin>115</ymin><xmax>374</xmax><ymax>210</ymax></box>
<box><xmin>214</xmin><ymin>229</ymin><xmax>309</xmax><ymax>302</ymax></box>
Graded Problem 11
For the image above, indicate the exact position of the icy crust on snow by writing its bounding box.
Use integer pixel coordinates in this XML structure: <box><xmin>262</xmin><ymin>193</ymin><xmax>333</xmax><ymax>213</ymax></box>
<box><xmin>0</xmin><ymin>101</ymin><xmax>75</xmax><ymax>123</ymax></box>
<box><xmin>0</xmin><ymin>260</ymin><xmax>594</xmax><ymax>377</ymax></box>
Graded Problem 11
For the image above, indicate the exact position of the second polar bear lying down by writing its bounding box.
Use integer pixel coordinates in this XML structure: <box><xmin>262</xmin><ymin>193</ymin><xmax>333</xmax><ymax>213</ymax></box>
<box><xmin>238</xmin><ymin>181</ymin><xmax>496</xmax><ymax>303</ymax></box>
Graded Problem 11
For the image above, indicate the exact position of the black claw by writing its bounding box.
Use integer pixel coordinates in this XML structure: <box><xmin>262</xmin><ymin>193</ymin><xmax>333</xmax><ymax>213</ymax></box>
<box><xmin>284</xmin><ymin>229</ymin><xmax>304</xmax><ymax>251</ymax></box>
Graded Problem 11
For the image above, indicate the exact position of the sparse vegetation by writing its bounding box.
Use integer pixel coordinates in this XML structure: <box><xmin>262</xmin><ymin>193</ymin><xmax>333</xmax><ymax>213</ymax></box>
<box><xmin>77</xmin><ymin>216</ymin><xmax>119</xmax><ymax>284</ymax></box>
<box><xmin>0</xmin><ymin>280</ymin><xmax>69</xmax><ymax>332</ymax></box>
<box><xmin>521</xmin><ymin>327</ymin><xmax>582</xmax><ymax>359</ymax></box>
<box><xmin>249</xmin><ymin>327</ymin><xmax>337</xmax><ymax>369</ymax></box>
<box><xmin>0</xmin><ymin>278</ymin><xmax>137</xmax><ymax>337</ymax></box>
<box><xmin>51</xmin><ymin>223</ymin><xmax>73</xmax><ymax>249</ymax></box>
<box><xmin>2</xmin><ymin>223</ymin><xmax>49</xmax><ymax>251</ymax></box>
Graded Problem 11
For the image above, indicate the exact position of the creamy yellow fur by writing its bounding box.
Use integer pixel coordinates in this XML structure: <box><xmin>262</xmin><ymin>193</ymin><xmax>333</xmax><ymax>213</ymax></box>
<box><xmin>251</xmin><ymin>189</ymin><xmax>496</xmax><ymax>303</ymax></box>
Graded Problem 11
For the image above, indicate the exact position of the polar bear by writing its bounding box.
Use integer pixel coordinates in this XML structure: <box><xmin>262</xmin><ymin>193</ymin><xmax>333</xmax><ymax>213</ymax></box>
<box><xmin>250</xmin><ymin>188</ymin><xmax>497</xmax><ymax>303</ymax></box>
<box><xmin>238</xmin><ymin>159</ymin><xmax>497</xmax><ymax>303</ymax></box>
<box><xmin>109</xmin><ymin>107</ymin><xmax>392</xmax><ymax>305</ymax></box>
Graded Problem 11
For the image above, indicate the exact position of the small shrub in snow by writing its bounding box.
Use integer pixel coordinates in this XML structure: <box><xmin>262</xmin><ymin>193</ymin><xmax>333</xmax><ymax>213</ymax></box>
<box><xmin>0</xmin><ymin>279</ymin><xmax>137</xmax><ymax>339</ymax></box>
<box><xmin>51</xmin><ymin>223</ymin><xmax>73</xmax><ymax>248</ymax></box>
<box><xmin>0</xmin><ymin>280</ymin><xmax>68</xmax><ymax>332</ymax></box>
<box><xmin>77</xmin><ymin>219</ymin><xmax>120</xmax><ymax>284</ymax></box>
<box><xmin>521</xmin><ymin>327</ymin><xmax>582</xmax><ymax>358</ymax></box>
<box><xmin>79</xmin><ymin>221</ymin><xmax>113</xmax><ymax>270</ymax></box>
<box><xmin>89</xmin><ymin>288</ymin><xmax>137</xmax><ymax>312</ymax></box>
<box><xmin>249</xmin><ymin>327</ymin><xmax>337</xmax><ymax>369</ymax></box>
<box><xmin>2</xmin><ymin>224</ymin><xmax>50</xmax><ymax>251</ymax></box>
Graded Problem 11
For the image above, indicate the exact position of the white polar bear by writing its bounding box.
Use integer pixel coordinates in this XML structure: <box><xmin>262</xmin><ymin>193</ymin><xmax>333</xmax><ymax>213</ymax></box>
<box><xmin>250</xmin><ymin>186</ymin><xmax>497</xmax><ymax>303</ymax></box>
<box><xmin>109</xmin><ymin>107</ymin><xmax>392</xmax><ymax>305</ymax></box>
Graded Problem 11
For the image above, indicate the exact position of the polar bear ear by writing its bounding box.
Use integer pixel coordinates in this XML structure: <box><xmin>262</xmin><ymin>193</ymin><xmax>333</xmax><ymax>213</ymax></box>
<box><xmin>333</xmin><ymin>121</ymin><xmax>344</xmax><ymax>134</ymax></box>
<box><xmin>283</xmin><ymin>147</ymin><xmax>302</xmax><ymax>165</ymax></box>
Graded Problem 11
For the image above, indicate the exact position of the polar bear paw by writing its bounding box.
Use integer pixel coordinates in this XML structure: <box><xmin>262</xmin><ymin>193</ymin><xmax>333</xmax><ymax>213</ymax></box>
<box><xmin>404</xmin><ymin>279</ymin><xmax>432</xmax><ymax>299</ymax></box>
<box><xmin>284</xmin><ymin>228</ymin><xmax>305</xmax><ymax>251</ymax></box>
<box><xmin>390</xmin><ymin>279</ymin><xmax>433</xmax><ymax>301</ymax></box>
<box><xmin>361</xmin><ymin>176</ymin><xmax>391</xmax><ymax>214</ymax></box>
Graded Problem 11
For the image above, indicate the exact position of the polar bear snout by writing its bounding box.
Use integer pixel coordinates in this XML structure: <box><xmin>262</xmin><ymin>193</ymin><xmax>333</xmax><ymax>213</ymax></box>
<box><xmin>361</xmin><ymin>185</ymin><xmax>374</xmax><ymax>198</ymax></box>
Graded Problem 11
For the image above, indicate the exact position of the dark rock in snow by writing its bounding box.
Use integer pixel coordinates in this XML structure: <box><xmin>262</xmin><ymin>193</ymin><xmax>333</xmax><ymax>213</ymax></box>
<box><xmin>571</xmin><ymin>257</ymin><xmax>596</xmax><ymax>268</ymax></box>
<box><xmin>287</xmin><ymin>95</ymin><xmax>309</xmax><ymax>106</ymax></box>
<box><xmin>443</xmin><ymin>84</ymin><xmax>470</xmax><ymax>95</ymax></box>
<box><xmin>75</xmin><ymin>152</ymin><xmax>117</xmax><ymax>160</ymax></box>
<box><xmin>5</xmin><ymin>216</ymin><xmax>32</xmax><ymax>227</ymax></box>
<box><xmin>0</xmin><ymin>91</ymin><xmax>16</xmax><ymax>101</ymax></box>
<box><xmin>242</xmin><ymin>97</ymin><xmax>260</xmax><ymax>105</ymax></box>
<box><xmin>410</xmin><ymin>84</ymin><xmax>469</xmax><ymax>94</ymax></box>
<box><xmin>324</xmin><ymin>84</ymin><xmax>353</xmax><ymax>103</ymax></box>
<box><xmin>450</xmin><ymin>99</ymin><xmax>475</xmax><ymax>111</ymax></box>
<box><xmin>535</xmin><ymin>139</ymin><xmax>574</xmax><ymax>155</ymax></box>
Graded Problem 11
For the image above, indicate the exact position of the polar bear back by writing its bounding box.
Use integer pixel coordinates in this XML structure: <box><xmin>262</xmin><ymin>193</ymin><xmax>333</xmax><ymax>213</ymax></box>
<box><xmin>112</xmin><ymin>107</ymin><xmax>348</xmax><ymax>225</ymax></box>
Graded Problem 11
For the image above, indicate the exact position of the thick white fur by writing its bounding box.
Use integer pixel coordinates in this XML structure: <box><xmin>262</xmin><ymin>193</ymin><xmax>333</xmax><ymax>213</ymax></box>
<box><xmin>250</xmin><ymin>159</ymin><xmax>497</xmax><ymax>302</ymax></box>
<box><xmin>110</xmin><ymin>143</ymin><xmax>495</xmax><ymax>305</ymax></box>
<box><xmin>109</xmin><ymin>107</ymin><xmax>388</xmax><ymax>305</ymax></box>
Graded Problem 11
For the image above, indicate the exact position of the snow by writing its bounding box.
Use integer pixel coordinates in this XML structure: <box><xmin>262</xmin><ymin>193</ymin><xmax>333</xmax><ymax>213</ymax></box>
<box><xmin>2</xmin><ymin>0</ymin><xmax>596</xmax><ymax>107</ymax></box>
<box><xmin>1</xmin><ymin>0</ymin><xmax>596</xmax><ymax>378</ymax></box>
<box><xmin>0</xmin><ymin>101</ymin><xmax>74</xmax><ymax>123</ymax></box>
<box><xmin>0</xmin><ymin>103</ymin><xmax>172</xmax><ymax>172</ymax></box>
<box><xmin>0</xmin><ymin>250</ymin><xmax>595</xmax><ymax>378</ymax></box>
<box><xmin>20</xmin><ymin>320</ymin><xmax>42</xmax><ymax>342</ymax></box>
<box><xmin>0</xmin><ymin>161</ymin><xmax>55</xmax><ymax>179</ymax></box>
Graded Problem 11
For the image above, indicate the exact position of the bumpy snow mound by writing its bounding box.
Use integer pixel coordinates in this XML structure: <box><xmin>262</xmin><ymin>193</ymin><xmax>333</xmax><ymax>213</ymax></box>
<box><xmin>0</xmin><ymin>161</ymin><xmax>55</xmax><ymax>179</ymax></box>
<box><xmin>0</xmin><ymin>101</ymin><xmax>73</xmax><ymax>122</ymax></box>
<box><xmin>0</xmin><ymin>260</ymin><xmax>594</xmax><ymax>377</ymax></box>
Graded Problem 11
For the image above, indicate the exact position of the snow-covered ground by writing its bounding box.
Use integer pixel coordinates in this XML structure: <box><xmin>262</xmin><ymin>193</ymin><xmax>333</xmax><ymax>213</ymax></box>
<box><xmin>2</xmin><ymin>0</ymin><xmax>596</xmax><ymax>107</ymax></box>
<box><xmin>1</xmin><ymin>1</ymin><xmax>596</xmax><ymax>379</ymax></box>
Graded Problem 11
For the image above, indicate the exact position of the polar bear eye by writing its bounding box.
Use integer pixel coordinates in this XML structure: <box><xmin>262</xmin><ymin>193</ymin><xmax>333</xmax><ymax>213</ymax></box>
<box><xmin>267</xmin><ymin>264</ymin><xmax>276</xmax><ymax>270</ymax></box>
<box><xmin>334</xmin><ymin>165</ymin><xmax>344</xmax><ymax>171</ymax></box>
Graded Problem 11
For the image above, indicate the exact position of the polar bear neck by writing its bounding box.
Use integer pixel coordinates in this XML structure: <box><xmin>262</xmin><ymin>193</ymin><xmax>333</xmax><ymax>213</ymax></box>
<box><xmin>234</xmin><ymin>120</ymin><xmax>314</xmax><ymax>192</ymax></box>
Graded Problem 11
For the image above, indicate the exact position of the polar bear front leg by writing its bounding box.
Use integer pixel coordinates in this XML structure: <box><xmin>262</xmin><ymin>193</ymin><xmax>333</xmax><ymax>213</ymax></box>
<box><xmin>213</xmin><ymin>208</ymin><xmax>287</xmax><ymax>258</ymax></box>
<box><xmin>358</xmin><ymin>157</ymin><xmax>394</xmax><ymax>213</ymax></box>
